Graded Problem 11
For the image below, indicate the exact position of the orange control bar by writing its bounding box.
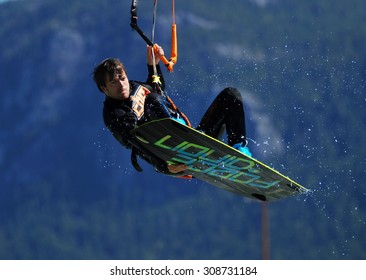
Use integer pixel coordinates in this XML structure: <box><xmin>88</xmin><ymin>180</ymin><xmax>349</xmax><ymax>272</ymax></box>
<box><xmin>155</xmin><ymin>23</ymin><xmax>177</xmax><ymax>72</ymax></box>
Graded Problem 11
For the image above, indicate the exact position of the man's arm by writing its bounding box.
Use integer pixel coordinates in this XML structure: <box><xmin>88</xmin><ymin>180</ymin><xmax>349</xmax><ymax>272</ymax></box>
<box><xmin>103</xmin><ymin>104</ymin><xmax>137</xmax><ymax>149</ymax></box>
<box><xmin>145</xmin><ymin>45</ymin><xmax>166</xmax><ymax>91</ymax></box>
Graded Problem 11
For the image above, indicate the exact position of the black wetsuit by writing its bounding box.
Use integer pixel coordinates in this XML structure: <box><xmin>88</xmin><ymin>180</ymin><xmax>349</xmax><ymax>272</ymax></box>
<box><xmin>103</xmin><ymin>64</ymin><xmax>180</xmax><ymax>174</ymax></box>
<box><xmin>197</xmin><ymin>87</ymin><xmax>247</xmax><ymax>146</ymax></box>
<box><xmin>103</xmin><ymin>64</ymin><xmax>247</xmax><ymax>175</ymax></box>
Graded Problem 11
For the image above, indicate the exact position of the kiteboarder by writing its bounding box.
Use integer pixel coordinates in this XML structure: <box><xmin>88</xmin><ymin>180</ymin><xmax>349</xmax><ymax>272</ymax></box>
<box><xmin>92</xmin><ymin>45</ymin><xmax>251</xmax><ymax>175</ymax></box>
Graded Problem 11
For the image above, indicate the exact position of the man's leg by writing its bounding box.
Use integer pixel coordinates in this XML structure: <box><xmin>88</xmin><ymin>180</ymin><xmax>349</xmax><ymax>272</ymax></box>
<box><xmin>197</xmin><ymin>87</ymin><xmax>247</xmax><ymax>146</ymax></box>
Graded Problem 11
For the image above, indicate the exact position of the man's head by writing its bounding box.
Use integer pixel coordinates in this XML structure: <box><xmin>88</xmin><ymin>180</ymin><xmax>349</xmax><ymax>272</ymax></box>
<box><xmin>93</xmin><ymin>58</ymin><xmax>130</xmax><ymax>100</ymax></box>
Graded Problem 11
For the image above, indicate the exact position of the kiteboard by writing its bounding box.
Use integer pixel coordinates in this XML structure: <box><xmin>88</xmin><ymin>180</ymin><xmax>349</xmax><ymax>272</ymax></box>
<box><xmin>132</xmin><ymin>118</ymin><xmax>309</xmax><ymax>201</ymax></box>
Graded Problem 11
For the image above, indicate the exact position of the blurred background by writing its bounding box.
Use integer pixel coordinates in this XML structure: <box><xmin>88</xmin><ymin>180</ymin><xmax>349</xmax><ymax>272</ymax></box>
<box><xmin>0</xmin><ymin>0</ymin><xmax>365</xmax><ymax>259</ymax></box>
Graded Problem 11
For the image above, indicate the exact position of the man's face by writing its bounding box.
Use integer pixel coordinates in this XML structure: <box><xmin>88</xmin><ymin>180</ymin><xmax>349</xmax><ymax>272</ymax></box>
<box><xmin>102</xmin><ymin>71</ymin><xmax>130</xmax><ymax>100</ymax></box>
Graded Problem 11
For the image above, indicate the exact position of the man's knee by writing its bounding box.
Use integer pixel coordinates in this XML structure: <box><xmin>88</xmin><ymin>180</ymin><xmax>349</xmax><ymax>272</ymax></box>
<box><xmin>219</xmin><ymin>87</ymin><xmax>243</xmax><ymax>103</ymax></box>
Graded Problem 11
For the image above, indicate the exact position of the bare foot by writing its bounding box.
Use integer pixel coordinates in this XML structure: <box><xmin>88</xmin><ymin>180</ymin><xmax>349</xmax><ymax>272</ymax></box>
<box><xmin>167</xmin><ymin>164</ymin><xmax>188</xmax><ymax>173</ymax></box>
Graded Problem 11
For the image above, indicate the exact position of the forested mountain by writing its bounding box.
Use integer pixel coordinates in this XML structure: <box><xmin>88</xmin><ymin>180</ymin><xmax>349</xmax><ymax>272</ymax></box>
<box><xmin>0</xmin><ymin>0</ymin><xmax>365</xmax><ymax>259</ymax></box>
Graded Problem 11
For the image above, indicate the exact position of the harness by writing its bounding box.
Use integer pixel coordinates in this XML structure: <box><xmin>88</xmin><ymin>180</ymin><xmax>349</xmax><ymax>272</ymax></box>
<box><xmin>129</xmin><ymin>84</ymin><xmax>149</xmax><ymax>172</ymax></box>
<box><xmin>129</xmin><ymin>83</ymin><xmax>188</xmax><ymax>172</ymax></box>
<box><xmin>130</xmin><ymin>84</ymin><xmax>150</xmax><ymax>121</ymax></box>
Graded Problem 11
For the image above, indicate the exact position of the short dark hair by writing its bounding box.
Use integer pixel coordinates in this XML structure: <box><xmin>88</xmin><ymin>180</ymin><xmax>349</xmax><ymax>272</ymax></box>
<box><xmin>93</xmin><ymin>58</ymin><xmax>127</xmax><ymax>92</ymax></box>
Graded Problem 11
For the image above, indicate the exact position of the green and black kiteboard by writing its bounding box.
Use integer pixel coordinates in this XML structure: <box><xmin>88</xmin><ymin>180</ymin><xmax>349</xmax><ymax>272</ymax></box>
<box><xmin>132</xmin><ymin>118</ymin><xmax>309</xmax><ymax>201</ymax></box>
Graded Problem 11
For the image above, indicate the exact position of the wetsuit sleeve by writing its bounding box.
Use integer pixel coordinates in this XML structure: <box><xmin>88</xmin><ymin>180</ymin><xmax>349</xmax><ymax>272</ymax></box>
<box><xmin>103</xmin><ymin>101</ymin><xmax>181</xmax><ymax>176</ymax></box>
<box><xmin>146</xmin><ymin>64</ymin><xmax>165</xmax><ymax>91</ymax></box>
<box><xmin>103</xmin><ymin>105</ymin><xmax>137</xmax><ymax>148</ymax></box>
